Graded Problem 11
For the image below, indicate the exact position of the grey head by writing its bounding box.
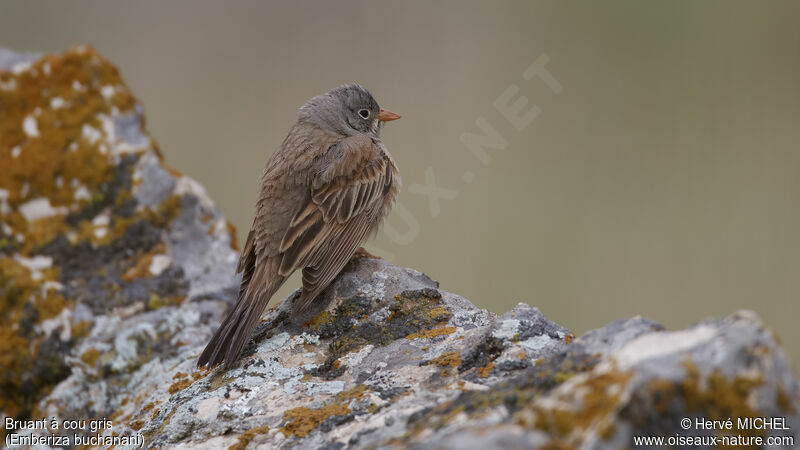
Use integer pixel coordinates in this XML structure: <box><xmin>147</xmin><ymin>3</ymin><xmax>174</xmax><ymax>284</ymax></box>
<box><xmin>298</xmin><ymin>84</ymin><xmax>400</xmax><ymax>138</ymax></box>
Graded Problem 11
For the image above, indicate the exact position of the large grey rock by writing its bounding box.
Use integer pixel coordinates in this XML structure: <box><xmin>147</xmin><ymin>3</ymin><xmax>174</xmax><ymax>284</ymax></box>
<box><xmin>2</xmin><ymin>47</ymin><xmax>799</xmax><ymax>449</ymax></box>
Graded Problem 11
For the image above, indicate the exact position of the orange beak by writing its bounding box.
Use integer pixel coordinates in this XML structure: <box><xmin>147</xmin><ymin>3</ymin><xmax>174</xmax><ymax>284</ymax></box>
<box><xmin>377</xmin><ymin>108</ymin><xmax>401</xmax><ymax>122</ymax></box>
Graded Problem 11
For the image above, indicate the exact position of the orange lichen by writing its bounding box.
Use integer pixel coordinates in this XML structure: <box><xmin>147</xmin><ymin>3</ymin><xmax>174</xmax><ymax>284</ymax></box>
<box><xmin>71</xmin><ymin>320</ymin><xmax>92</xmax><ymax>339</ymax></box>
<box><xmin>35</xmin><ymin>290</ymin><xmax>67</xmax><ymax>321</ymax></box>
<box><xmin>776</xmin><ymin>385</ymin><xmax>795</xmax><ymax>413</ymax></box>
<box><xmin>121</xmin><ymin>243</ymin><xmax>167</xmax><ymax>282</ymax></box>
<box><xmin>0</xmin><ymin>47</ymin><xmax>140</xmax><ymax>226</ymax></box>
<box><xmin>192</xmin><ymin>367</ymin><xmax>213</xmax><ymax>380</ymax></box>
<box><xmin>335</xmin><ymin>385</ymin><xmax>367</xmax><ymax>403</ymax></box>
<box><xmin>168</xmin><ymin>378</ymin><xmax>192</xmax><ymax>394</ymax></box>
<box><xmin>432</xmin><ymin>352</ymin><xmax>461</xmax><ymax>368</ymax></box>
<box><xmin>0</xmin><ymin>326</ymin><xmax>32</xmax><ymax>418</ymax></box>
<box><xmin>0</xmin><ymin>47</ymin><xmax>162</xmax><ymax>430</ymax></box>
<box><xmin>228</xmin><ymin>425</ymin><xmax>270</xmax><ymax>450</ymax></box>
<box><xmin>405</xmin><ymin>326</ymin><xmax>456</xmax><ymax>340</ymax></box>
<box><xmin>226</xmin><ymin>221</ymin><xmax>239</xmax><ymax>251</ymax></box>
<box><xmin>477</xmin><ymin>363</ymin><xmax>494</xmax><ymax>378</ymax></box>
<box><xmin>527</xmin><ymin>369</ymin><xmax>632</xmax><ymax>438</ymax></box>
<box><xmin>141</xmin><ymin>194</ymin><xmax>182</xmax><ymax>227</ymax></box>
<box><xmin>162</xmin><ymin>163</ymin><xmax>184</xmax><ymax>179</ymax></box>
<box><xmin>680</xmin><ymin>360</ymin><xmax>764</xmax><ymax>437</ymax></box>
<box><xmin>303</xmin><ymin>310</ymin><xmax>332</xmax><ymax>330</ymax></box>
<box><xmin>281</xmin><ymin>404</ymin><xmax>351</xmax><ymax>438</ymax></box>
<box><xmin>80</xmin><ymin>347</ymin><xmax>102</xmax><ymax>367</ymax></box>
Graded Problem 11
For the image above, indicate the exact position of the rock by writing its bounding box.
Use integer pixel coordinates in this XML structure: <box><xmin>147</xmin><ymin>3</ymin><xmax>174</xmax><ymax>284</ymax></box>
<box><xmin>2</xmin><ymin>47</ymin><xmax>799</xmax><ymax>449</ymax></box>
<box><xmin>0</xmin><ymin>45</ymin><xmax>238</xmax><ymax>446</ymax></box>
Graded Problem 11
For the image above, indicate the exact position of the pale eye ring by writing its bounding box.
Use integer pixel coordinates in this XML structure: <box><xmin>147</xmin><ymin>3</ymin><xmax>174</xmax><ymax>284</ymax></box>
<box><xmin>358</xmin><ymin>109</ymin><xmax>370</xmax><ymax>119</ymax></box>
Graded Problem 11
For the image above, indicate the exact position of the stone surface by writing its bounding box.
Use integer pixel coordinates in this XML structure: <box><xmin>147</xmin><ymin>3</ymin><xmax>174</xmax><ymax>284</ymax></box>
<box><xmin>2</xmin><ymin>47</ymin><xmax>799</xmax><ymax>449</ymax></box>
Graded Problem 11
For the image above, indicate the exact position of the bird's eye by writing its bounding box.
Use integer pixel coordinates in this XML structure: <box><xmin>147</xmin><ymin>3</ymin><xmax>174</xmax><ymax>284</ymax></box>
<box><xmin>358</xmin><ymin>109</ymin><xmax>370</xmax><ymax>119</ymax></box>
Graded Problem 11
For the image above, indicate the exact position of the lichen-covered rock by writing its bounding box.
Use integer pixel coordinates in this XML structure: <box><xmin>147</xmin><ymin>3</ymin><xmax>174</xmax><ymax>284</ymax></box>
<box><xmin>2</xmin><ymin>47</ymin><xmax>799</xmax><ymax>449</ymax></box>
<box><xmin>0</xmin><ymin>46</ymin><xmax>238</xmax><ymax>444</ymax></box>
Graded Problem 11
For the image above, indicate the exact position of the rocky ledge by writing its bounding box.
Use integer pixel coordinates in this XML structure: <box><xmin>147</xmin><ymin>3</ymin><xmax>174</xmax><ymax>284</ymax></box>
<box><xmin>1</xmin><ymin>47</ymin><xmax>799</xmax><ymax>449</ymax></box>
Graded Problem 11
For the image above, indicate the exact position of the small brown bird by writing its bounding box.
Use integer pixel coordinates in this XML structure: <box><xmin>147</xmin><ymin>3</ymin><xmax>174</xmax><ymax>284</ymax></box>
<box><xmin>198</xmin><ymin>84</ymin><xmax>401</xmax><ymax>369</ymax></box>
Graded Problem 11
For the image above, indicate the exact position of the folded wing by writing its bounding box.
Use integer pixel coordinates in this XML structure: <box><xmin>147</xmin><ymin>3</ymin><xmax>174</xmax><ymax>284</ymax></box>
<box><xmin>277</xmin><ymin>134</ymin><xmax>394</xmax><ymax>310</ymax></box>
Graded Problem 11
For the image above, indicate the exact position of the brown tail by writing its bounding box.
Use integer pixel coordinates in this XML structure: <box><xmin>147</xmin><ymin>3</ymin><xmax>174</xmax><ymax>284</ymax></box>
<box><xmin>198</xmin><ymin>255</ymin><xmax>284</xmax><ymax>369</ymax></box>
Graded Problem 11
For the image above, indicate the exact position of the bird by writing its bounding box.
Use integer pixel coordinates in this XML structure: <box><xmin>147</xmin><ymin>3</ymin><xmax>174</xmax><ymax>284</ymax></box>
<box><xmin>198</xmin><ymin>84</ymin><xmax>401</xmax><ymax>369</ymax></box>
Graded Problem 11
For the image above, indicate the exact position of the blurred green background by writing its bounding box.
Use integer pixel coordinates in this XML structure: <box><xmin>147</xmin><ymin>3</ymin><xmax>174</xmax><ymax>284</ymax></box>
<box><xmin>2</xmin><ymin>1</ymin><xmax>798</xmax><ymax>366</ymax></box>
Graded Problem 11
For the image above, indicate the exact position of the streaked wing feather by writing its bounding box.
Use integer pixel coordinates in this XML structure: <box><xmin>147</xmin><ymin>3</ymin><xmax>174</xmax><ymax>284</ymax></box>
<box><xmin>277</xmin><ymin>136</ymin><xmax>391</xmax><ymax>300</ymax></box>
<box><xmin>295</xmin><ymin>208</ymin><xmax>377</xmax><ymax>311</ymax></box>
